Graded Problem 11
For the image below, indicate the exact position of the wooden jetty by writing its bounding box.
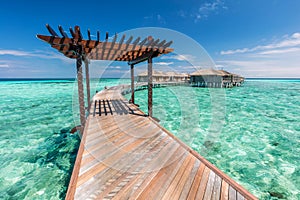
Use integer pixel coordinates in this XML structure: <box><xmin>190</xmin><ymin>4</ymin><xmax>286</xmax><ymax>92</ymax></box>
<box><xmin>65</xmin><ymin>85</ymin><xmax>257</xmax><ymax>200</ymax></box>
<box><xmin>37</xmin><ymin>25</ymin><xmax>257</xmax><ymax>199</ymax></box>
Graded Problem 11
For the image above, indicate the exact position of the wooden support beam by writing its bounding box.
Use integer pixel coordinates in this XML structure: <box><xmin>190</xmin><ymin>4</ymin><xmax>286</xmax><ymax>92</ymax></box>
<box><xmin>84</xmin><ymin>58</ymin><xmax>91</xmax><ymax>110</ymax></box>
<box><xmin>58</xmin><ymin>25</ymin><xmax>69</xmax><ymax>38</ymax></box>
<box><xmin>76</xmin><ymin>57</ymin><xmax>86</xmax><ymax>128</ymax></box>
<box><xmin>128</xmin><ymin>50</ymin><xmax>156</xmax><ymax>65</ymax></box>
<box><xmin>130</xmin><ymin>64</ymin><xmax>135</xmax><ymax>104</ymax></box>
<box><xmin>148</xmin><ymin>57</ymin><xmax>153</xmax><ymax>117</ymax></box>
<box><xmin>46</xmin><ymin>24</ymin><xmax>58</xmax><ymax>37</ymax></box>
<box><xmin>97</xmin><ymin>31</ymin><xmax>100</xmax><ymax>42</ymax></box>
<box><xmin>69</xmin><ymin>27</ymin><xmax>75</xmax><ymax>38</ymax></box>
<box><xmin>87</xmin><ymin>29</ymin><xmax>91</xmax><ymax>40</ymax></box>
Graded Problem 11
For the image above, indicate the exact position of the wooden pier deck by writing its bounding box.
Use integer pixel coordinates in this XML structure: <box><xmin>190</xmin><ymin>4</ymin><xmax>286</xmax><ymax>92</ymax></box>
<box><xmin>66</xmin><ymin>85</ymin><xmax>257</xmax><ymax>200</ymax></box>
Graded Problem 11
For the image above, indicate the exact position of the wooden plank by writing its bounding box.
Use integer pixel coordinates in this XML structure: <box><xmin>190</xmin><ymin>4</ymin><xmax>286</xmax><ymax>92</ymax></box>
<box><xmin>194</xmin><ymin>166</ymin><xmax>211</xmax><ymax>199</ymax></box>
<box><xmin>168</xmin><ymin>156</ymin><xmax>197</xmax><ymax>199</ymax></box>
<box><xmin>95</xmin><ymin>135</ymin><xmax>172</xmax><ymax>199</ymax></box>
<box><xmin>134</xmin><ymin>150</ymin><xmax>187</xmax><ymax>200</ymax></box>
<box><xmin>150</xmin><ymin>150</ymin><xmax>190</xmax><ymax>200</ymax></box>
<box><xmin>77</xmin><ymin>137</ymin><xmax>148</xmax><ymax>197</ymax></box>
<box><xmin>186</xmin><ymin>162</ymin><xmax>205</xmax><ymax>199</ymax></box>
<box><xmin>80</xmin><ymin>129</ymin><xmax>171</xmax><ymax>199</ymax></box>
<box><xmin>178</xmin><ymin>159</ymin><xmax>201</xmax><ymax>199</ymax></box>
<box><xmin>211</xmin><ymin>174</ymin><xmax>222</xmax><ymax>200</ymax></box>
<box><xmin>83</xmin><ymin>125</ymin><xmax>144</xmax><ymax>160</ymax></box>
<box><xmin>229</xmin><ymin>185</ymin><xmax>237</xmax><ymax>200</ymax></box>
<box><xmin>203</xmin><ymin>171</ymin><xmax>216</xmax><ymax>200</ymax></box>
<box><xmin>83</xmin><ymin>115</ymin><xmax>141</xmax><ymax>147</ymax></box>
<box><xmin>80</xmin><ymin>121</ymin><xmax>148</xmax><ymax>172</ymax></box>
<box><xmin>82</xmin><ymin>118</ymin><xmax>136</xmax><ymax>153</ymax></box>
<box><xmin>221</xmin><ymin>180</ymin><xmax>229</xmax><ymax>200</ymax></box>
<box><xmin>83</xmin><ymin>120</ymin><xmax>162</xmax><ymax>166</ymax></box>
<box><xmin>76</xmin><ymin>135</ymin><xmax>145</xmax><ymax>188</ymax></box>
<box><xmin>237</xmin><ymin>192</ymin><xmax>245</xmax><ymax>200</ymax></box>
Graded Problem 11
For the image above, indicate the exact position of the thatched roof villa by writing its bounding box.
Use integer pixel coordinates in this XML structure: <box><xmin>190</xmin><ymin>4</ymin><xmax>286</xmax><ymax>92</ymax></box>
<box><xmin>137</xmin><ymin>69</ymin><xmax>244</xmax><ymax>88</ymax></box>
<box><xmin>190</xmin><ymin>69</ymin><xmax>244</xmax><ymax>88</ymax></box>
<box><xmin>137</xmin><ymin>70</ymin><xmax>189</xmax><ymax>83</ymax></box>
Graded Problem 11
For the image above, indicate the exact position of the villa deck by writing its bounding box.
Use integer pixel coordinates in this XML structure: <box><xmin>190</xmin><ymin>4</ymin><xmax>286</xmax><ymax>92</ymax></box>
<box><xmin>66</xmin><ymin>85</ymin><xmax>257</xmax><ymax>200</ymax></box>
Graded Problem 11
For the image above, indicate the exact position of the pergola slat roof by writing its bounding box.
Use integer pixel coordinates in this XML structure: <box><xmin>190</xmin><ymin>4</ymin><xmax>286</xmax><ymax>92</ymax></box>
<box><xmin>37</xmin><ymin>25</ymin><xmax>174</xmax><ymax>62</ymax></box>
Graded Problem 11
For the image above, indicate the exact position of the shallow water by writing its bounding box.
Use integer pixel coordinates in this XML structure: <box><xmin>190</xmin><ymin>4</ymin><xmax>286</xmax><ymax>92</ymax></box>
<box><xmin>128</xmin><ymin>80</ymin><xmax>300</xmax><ymax>199</ymax></box>
<box><xmin>0</xmin><ymin>78</ymin><xmax>299</xmax><ymax>199</ymax></box>
<box><xmin>0</xmin><ymin>78</ymin><xmax>128</xmax><ymax>199</ymax></box>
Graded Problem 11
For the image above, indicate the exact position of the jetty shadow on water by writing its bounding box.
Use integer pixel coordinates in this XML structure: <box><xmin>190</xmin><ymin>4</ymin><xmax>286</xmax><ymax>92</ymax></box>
<box><xmin>93</xmin><ymin>99</ymin><xmax>146</xmax><ymax>117</ymax></box>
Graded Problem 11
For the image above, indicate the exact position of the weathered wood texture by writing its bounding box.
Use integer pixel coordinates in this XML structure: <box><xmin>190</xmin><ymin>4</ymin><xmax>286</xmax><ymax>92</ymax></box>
<box><xmin>37</xmin><ymin>25</ymin><xmax>173</xmax><ymax>61</ymax></box>
<box><xmin>130</xmin><ymin>65</ymin><xmax>135</xmax><ymax>104</ymax></box>
<box><xmin>148</xmin><ymin>57</ymin><xmax>153</xmax><ymax>117</ymax></box>
<box><xmin>76</xmin><ymin>57</ymin><xmax>85</xmax><ymax>127</ymax></box>
<box><xmin>66</xmin><ymin>85</ymin><xmax>257</xmax><ymax>200</ymax></box>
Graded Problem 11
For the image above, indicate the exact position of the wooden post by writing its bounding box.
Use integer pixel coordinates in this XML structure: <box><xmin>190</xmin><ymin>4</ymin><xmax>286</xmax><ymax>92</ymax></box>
<box><xmin>130</xmin><ymin>64</ymin><xmax>135</xmax><ymax>104</ymax></box>
<box><xmin>148</xmin><ymin>57</ymin><xmax>153</xmax><ymax>117</ymax></box>
<box><xmin>77</xmin><ymin>57</ymin><xmax>85</xmax><ymax>128</ymax></box>
<box><xmin>84</xmin><ymin>58</ymin><xmax>91</xmax><ymax>110</ymax></box>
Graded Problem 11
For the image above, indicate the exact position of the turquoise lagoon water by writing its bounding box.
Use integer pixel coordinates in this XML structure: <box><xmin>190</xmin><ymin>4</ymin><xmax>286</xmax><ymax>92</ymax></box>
<box><xmin>0</xmin><ymin>78</ymin><xmax>299</xmax><ymax>199</ymax></box>
<box><xmin>0</xmin><ymin>78</ymin><xmax>129</xmax><ymax>199</ymax></box>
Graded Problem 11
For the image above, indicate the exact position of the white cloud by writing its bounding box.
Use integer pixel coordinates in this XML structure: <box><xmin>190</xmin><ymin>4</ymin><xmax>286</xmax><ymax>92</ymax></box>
<box><xmin>162</xmin><ymin>54</ymin><xmax>196</xmax><ymax>62</ymax></box>
<box><xmin>109</xmin><ymin>66</ymin><xmax>122</xmax><ymax>69</ymax></box>
<box><xmin>0</xmin><ymin>64</ymin><xmax>9</xmax><ymax>68</ymax></box>
<box><xmin>155</xmin><ymin>62</ymin><xmax>174</xmax><ymax>66</ymax></box>
<box><xmin>218</xmin><ymin>32</ymin><xmax>300</xmax><ymax>77</ymax></box>
<box><xmin>194</xmin><ymin>0</ymin><xmax>227</xmax><ymax>22</ymax></box>
<box><xmin>220</xmin><ymin>32</ymin><xmax>300</xmax><ymax>55</ymax></box>
<box><xmin>0</xmin><ymin>50</ymin><xmax>31</xmax><ymax>56</ymax></box>
<box><xmin>199</xmin><ymin>0</ymin><xmax>225</xmax><ymax>12</ymax></box>
<box><xmin>259</xmin><ymin>47</ymin><xmax>300</xmax><ymax>55</ymax></box>
<box><xmin>220</xmin><ymin>48</ymin><xmax>249</xmax><ymax>55</ymax></box>
<box><xmin>217</xmin><ymin>56</ymin><xmax>300</xmax><ymax>77</ymax></box>
<box><xmin>0</xmin><ymin>49</ymin><xmax>73</xmax><ymax>64</ymax></box>
<box><xmin>143</xmin><ymin>14</ymin><xmax>166</xmax><ymax>24</ymax></box>
<box><xmin>177</xmin><ymin>0</ymin><xmax>227</xmax><ymax>23</ymax></box>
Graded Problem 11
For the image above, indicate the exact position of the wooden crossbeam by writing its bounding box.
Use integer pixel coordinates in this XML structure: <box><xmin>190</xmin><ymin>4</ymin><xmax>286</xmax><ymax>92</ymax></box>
<box><xmin>87</xmin><ymin>29</ymin><xmax>91</xmax><ymax>40</ymax></box>
<box><xmin>37</xmin><ymin>25</ymin><xmax>173</xmax><ymax>61</ymax></box>
<box><xmin>46</xmin><ymin>24</ymin><xmax>58</xmax><ymax>37</ymax></box>
<box><xmin>59</xmin><ymin>25</ymin><xmax>69</xmax><ymax>38</ymax></box>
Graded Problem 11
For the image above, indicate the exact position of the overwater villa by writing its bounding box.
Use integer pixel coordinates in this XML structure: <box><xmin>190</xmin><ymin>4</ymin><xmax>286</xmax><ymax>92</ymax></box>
<box><xmin>137</xmin><ymin>69</ymin><xmax>244</xmax><ymax>88</ymax></box>
<box><xmin>137</xmin><ymin>70</ymin><xmax>189</xmax><ymax>82</ymax></box>
<box><xmin>190</xmin><ymin>69</ymin><xmax>244</xmax><ymax>88</ymax></box>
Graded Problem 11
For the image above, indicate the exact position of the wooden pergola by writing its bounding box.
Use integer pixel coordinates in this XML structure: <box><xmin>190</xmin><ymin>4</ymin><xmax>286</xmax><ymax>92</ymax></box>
<box><xmin>37</xmin><ymin>25</ymin><xmax>173</xmax><ymax>130</ymax></box>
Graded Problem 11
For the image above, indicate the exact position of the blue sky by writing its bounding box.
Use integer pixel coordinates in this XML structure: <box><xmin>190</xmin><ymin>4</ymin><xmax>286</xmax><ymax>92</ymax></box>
<box><xmin>1</xmin><ymin>0</ymin><xmax>300</xmax><ymax>78</ymax></box>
